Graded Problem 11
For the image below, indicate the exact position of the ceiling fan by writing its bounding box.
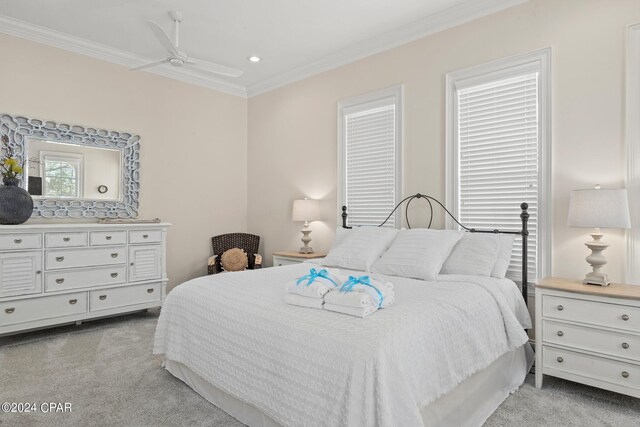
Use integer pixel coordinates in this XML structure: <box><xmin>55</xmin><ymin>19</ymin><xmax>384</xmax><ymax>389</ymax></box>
<box><xmin>130</xmin><ymin>10</ymin><xmax>243</xmax><ymax>78</ymax></box>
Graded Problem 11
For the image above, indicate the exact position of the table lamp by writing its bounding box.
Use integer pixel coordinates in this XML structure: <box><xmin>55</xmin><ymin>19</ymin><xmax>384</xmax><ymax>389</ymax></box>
<box><xmin>292</xmin><ymin>198</ymin><xmax>320</xmax><ymax>253</ymax></box>
<box><xmin>567</xmin><ymin>185</ymin><xmax>631</xmax><ymax>286</ymax></box>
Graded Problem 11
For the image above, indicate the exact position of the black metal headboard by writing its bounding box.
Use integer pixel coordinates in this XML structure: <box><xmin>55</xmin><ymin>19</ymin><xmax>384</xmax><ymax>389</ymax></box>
<box><xmin>341</xmin><ymin>193</ymin><xmax>529</xmax><ymax>305</ymax></box>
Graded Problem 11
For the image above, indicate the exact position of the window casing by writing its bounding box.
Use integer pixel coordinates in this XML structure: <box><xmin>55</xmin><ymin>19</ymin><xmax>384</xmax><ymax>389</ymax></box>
<box><xmin>40</xmin><ymin>153</ymin><xmax>83</xmax><ymax>198</ymax></box>
<box><xmin>446</xmin><ymin>49</ymin><xmax>551</xmax><ymax>285</ymax></box>
<box><xmin>338</xmin><ymin>86</ymin><xmax>403</xmax><ymax>228</ymax></box>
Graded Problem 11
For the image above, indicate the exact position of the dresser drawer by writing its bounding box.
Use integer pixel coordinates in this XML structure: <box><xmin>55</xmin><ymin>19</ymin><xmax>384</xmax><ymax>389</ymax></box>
<box><xmin>0</xmin><ymin>234</ymin><xmax>42</xmax><ymax>250</ymax></box>
<box><xmin>45</xmin><ymin>265</ymin><xmax>127</xmax><ymax>292</ymax></box>
<box><xmin>89</xmin><ymin>283</ymin><xmax>161</xmax><ymax>312</ymax></box>
<box><xmin>542</xmin><ymin>295</ymin><xmax>640</xmax><ymax>332</ymax></box>
<box><xmin>46</xmin><ymin>247</ymin><xmax>126</xmax><ymax>270</ymax></box>
<box><xmin>129</xmin><ymin>229</ymin><xmax>162</xmax><ymax>244</ymax></box>
<box><xmin>89</xmin><ymin>231</ymin><xmax>127</xmax><ymax>246</ymax></box>
<box><xmin>0</xmin><ymin>292</ymin><xmax>86</xmax><ymax>326</ymax></box>
<box><xmin>543</xmin><ymin>320</ymin><xmax>640</xmax><ymax>362</ymax></box>
<box><xmin>45</xmin><ymin>232</ymin><xmax>88</xmax><ymax>248</ymax></box>
<box><xmin>543</xmin><ymin>346</ymin><xmax>640</xmax><ymax>391</ymax></box>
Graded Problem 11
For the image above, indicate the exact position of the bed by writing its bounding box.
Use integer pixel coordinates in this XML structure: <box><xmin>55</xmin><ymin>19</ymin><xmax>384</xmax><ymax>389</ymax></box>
<box><xmin>154</xmin><ymin>194</ymin><xmax>533</xmax><ymax>427</ymax></box>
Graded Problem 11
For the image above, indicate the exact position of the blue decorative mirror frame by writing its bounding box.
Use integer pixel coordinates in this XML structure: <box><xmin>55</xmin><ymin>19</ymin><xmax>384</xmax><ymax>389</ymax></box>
<box><xmin>0</xmin><ymin>113</ymin><xmax>140</xmax><ymax>218</ymax></box>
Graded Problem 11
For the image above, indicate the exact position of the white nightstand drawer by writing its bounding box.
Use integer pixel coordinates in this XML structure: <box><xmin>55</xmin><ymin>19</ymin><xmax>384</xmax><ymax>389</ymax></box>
<box><xmin>273</xmin><ymin>257</ymin><xmax>303</xmax><ymax>267</ymax></box>
<box><xmin>0</xmin><ymin>234</ymin><xmax>42</xmax><ymax>250</ymax></box>
<box><xmin>45</xmin><ymin>232</ymin><xmax>88</xmax><ymax>248</ymax></box>
<box><xmin>89</xmin><ymin>283</ymin><xmax>161</xmax><ymax>312</ymax></box>
<box><xmin>543</xmin><ymin>320</ymin><xmax>640</xmax><ymax>362</ymax></box>
<box><xmin>89</xmin><ymin>231</ymin><xmax>127</xmax><ymax>246</ymax></box>
<box><xmin>46</xmin><ymin>247</ymin><xmax>126</xmax><ymax>270</ymax></box>
<box><xmin>129</xmin><ymin>230</ymin><xmax>162</xmax><ymax>244</ymax></box>
<box><xmin>543</xmin><ymin>346</ymin><xmax>640</xmax><ymax>391</ymax></box>
<box><xmin>45</xmin><ymin>265</ymin><xmax>127</xmax><ymax>292</ymax></box>
<box><xmin>0</xmin><ymin>292</ymin><xmax>86</xmax><ymax>326</ymax></box>
<box><xmin>542</xmin><ymin>294</ymin><xmax>640</xmax><ymax>332</ymax></box>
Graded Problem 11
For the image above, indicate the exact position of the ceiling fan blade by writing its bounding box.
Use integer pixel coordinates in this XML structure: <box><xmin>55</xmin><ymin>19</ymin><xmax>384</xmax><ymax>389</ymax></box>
<box><xmin>129</xmin><ymin>58</ymin><xmax>170</xmax><ymax>71</ymax></box>
<box><xmin>184</xmin><ymin>58</ymin><xmax>244</xmax><ymax>78</ymax></box>
<box><xmin>147</xmin><ymin>20</ymin><xmax>179</xmax><ymax>56</ymax></box>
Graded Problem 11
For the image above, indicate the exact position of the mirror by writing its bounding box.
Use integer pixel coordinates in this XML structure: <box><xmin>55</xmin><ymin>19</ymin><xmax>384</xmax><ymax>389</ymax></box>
<box><xmin>25</xmin><ymin>139</ymin><xmax>122</xmax><ymax>201</ymax></box>
<box><xmin>0</xmin><ymin>113</ymin><xmax>140</xmax><ymax>218</ymax></box>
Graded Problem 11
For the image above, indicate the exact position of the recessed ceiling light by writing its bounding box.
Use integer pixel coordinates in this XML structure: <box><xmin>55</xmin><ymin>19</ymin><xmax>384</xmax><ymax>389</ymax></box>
<box><xmin>247</xmin><ymin>55</ymin><xmax>261</xmax><ymax>63</ymax></box>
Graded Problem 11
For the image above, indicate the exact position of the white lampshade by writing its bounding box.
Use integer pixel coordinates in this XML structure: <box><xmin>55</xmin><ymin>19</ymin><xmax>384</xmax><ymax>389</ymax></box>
<box><xmin>567</xmin><ymin>188</ymin><xmax>631</xmax><ymax>229</ymax></box>
<box><xmin>292</xmin><ymin>198</ymin><xmax>320</xmax><ymax>222</ymax></box>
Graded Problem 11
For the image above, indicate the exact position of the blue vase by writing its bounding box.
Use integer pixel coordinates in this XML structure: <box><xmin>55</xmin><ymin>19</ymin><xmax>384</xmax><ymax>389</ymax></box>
<box><xmin>0</xmin><ymin>177</ymin><xmax>33</xmax><ymax>224</ymax></box>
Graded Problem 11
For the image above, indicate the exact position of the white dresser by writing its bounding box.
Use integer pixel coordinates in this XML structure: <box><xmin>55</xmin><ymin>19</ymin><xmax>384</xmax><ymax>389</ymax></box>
<box><xmin>535</xmin><ymin>277</ymin><xmax>640</xmax><ymax>398</ymax></box>
<box><xmin>0</xmin><ymin>223</ymin><xmax>169</xmax><ymax>336</ymax></box>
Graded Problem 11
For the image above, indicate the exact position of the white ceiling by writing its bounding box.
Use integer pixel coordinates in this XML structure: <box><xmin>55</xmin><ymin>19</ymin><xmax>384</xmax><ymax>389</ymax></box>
<box><xmin>0</xmin><ymin>0</ymin><xmax>526</xmax><ymax>97</ymax></box>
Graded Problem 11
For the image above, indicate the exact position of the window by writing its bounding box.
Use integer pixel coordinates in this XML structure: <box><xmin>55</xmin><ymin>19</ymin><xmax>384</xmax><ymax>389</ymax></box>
<box><xmin>446</xmin><ymin>49</ymin><xmax>551</xmax><ymax>284</ymax></box>
<box><xmin>40</xmin><ymin>153</ymin><xmax>83</xmax><ymax>198</ymax></box>
<box><xmin>338</xmin><ymin>85</ymin><xmax>402</xmax><ymax>227</ymax></box>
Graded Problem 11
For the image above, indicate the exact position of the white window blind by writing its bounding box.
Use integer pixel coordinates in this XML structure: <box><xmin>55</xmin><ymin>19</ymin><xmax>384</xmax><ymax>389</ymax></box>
<box><xmin>457</xmin><ymin>72</ymin><xmax>539</xmax><ymax>281</ymax></box>
<box><xmin>339</xmin><ymin>86</ymin><xmax>402</xmax><ymax>228</ymax></box>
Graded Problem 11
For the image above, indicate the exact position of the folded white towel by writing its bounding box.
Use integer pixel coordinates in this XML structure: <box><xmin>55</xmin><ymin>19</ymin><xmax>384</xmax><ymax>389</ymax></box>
<box><xmin>330</xmin><ymin>276</ymin><xmax>395</xmax><ymax>309</ymax></box>
<box><xmin>324</xmin><ymin>290</ymin><xmax>374</xmax><ymax>308</ymax></box>
<box><xmin>286</xmin><ymin>268</ymin><xmax>342</xmax><ymax>299</ymax></box>
<box><xmin>284</xmin><ymin>293</ymin><xmax>324</xmax><ymax>309</ymax></box>
<box><xmin>324</xmin><ymin>303</ymin><xmax>377</xmax><ymax>318</ymax></box>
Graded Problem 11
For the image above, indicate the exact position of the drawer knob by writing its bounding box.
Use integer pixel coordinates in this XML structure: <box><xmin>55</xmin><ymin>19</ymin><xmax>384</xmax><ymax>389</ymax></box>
<box><xmin>5</xmin><ymin>307</ymin><xmax>15</xmax><ymax>314</ymax></box>
<box><xmin>557</xmin><ymin>357</ymin><xmax>564</xmax><ymax>363</ymax></box>
<box><xmin>106</xmin><ymin>235</ymin><xmax>112</xmax><ymax>240</ymax></box>
<box><xmin>110</xmin><ymin>253</ymin><xmax>118</xmax><ymax>258</ymax></box>
<box><xmin>147</xmin><ymin>288</ymin><xmax>154</xmax><ymax>293</ymax></box>
<box><xmin>622</xmin><ymin>342</ymin><xmax>630</xmax><ymax>349</ymax></box>
<box><xmin>143</xmin><ymin>234</ymin><xmax>149</xmax><ymax>239</ymax></box>
<box><xmin>130</xmin><ymin>262</ymin><xmax>134</xmax><ymax>266</ymax></box>
<box><xmin>557</xmin><ymin>305</ymin><xmax>564</xmax><ymax>311</ymax></box>
<box><xmin>68</xmin><ymin>299</ymin><xmax>77</xmax><ymax>305</ymax></box>
<box><xmin>99</xmin><ymin>295</ymin><xmax>107</xmax><ymax>300</ymax></box>
<box><xmin>622</xmin><ymin>371</ymin><xmax>630</xmax><ymax>379</ymax></box>
<box><xmin>111</xmin><ymin>272</ymin><xmax>118</xmax><ymax>278</ymax></box>
<box><xmin>56</xmin><ymin>256</ymin><xmax>64</xmax><ymax>262</ymax></box>
<box><xmin>13</xmin><ymin>238</ymin><xmax>21</xmax><ymax>244</ymax></box>
<box><xmin>557</xmin><ymin>331</ymin><xmax>564</xmax><ymax>337</ymax></box>
<box><xmin>36</xmin><ymin>270</ymin><xmax>41</xmax><ymax>275</ymax></box>
<box><xmin>622</xmin><ymin>314</ymin><xmax>630</xmax><ymax>321</ymax></box>
<box><xmin>63</xmin><ymin>237</ymin><xmax>70</xmax><ymax>242</ymax></box>
<box><xmin>55</xmin><ymin>278</ymin><xmax>65</xmax><ymax>284</ymax></box>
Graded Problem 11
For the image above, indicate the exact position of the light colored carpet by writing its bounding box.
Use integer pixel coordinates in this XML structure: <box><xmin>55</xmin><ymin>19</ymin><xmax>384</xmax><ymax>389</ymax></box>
<box><xmin>0</xmin><ymin>311</ymin><xmax>638</xmax><ymax>427</ymax></box>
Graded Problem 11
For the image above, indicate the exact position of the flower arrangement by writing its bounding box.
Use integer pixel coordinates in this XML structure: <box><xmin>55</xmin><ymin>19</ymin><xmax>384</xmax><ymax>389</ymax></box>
<box><xmin>0</xmin><ymin>134</ymin><xmax>24</xmax><ymax>181</ymax></box>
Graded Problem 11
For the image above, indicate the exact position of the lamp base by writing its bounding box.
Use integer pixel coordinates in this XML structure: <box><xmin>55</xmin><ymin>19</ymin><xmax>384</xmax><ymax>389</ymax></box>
<box><xmin>299</xmin><ymin>223</ymin><xmax>313</xmax><ymax>254</ymax></box>
<box><xmin>583</xmin><ymin>271</ymin><xmax>610</xmax><ymax>286</ymax></box>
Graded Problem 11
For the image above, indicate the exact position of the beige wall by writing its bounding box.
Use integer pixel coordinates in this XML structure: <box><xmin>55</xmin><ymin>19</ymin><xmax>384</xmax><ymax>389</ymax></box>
<box><xmin>0</xmin><ymin>33</ymin><xmax>248</xmax><ymax>290</ymax></box>
<box><xmin>248</xmin><ymin>0</ymin><xmax>640</xmax><ymax>288</ymax></box>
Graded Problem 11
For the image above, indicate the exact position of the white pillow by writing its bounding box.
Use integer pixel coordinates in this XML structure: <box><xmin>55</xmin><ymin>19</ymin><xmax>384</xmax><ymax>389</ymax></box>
<box><xmin>329</xmin><ymin>226</ymin><xmax>352</xmax><ymax>251</ymax></box>
<box><xmin>440</xmin><ymin>233</ymin><xmax>500</xmax><ymax>277</ymax></box>
<box><xmin>491</xmin><ymin>234</ymin><xmax>516</xmax><ymax>279</ymax></box>
<box><xmin>371</xmin><ymin>229</ymin><xmax>463</xmax><ymax>281</ymax></box>
<box><xmin>322</xmin><ymin>226</ymin><xmax>398</xmax><ymax>271</ymax></box>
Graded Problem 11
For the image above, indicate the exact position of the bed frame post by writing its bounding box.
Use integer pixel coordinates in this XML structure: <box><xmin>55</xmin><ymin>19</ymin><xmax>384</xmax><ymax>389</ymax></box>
<box><xmin>341</xmin><ymin>206</ymin><xmax>352</xmax><ymax>229</ymax></box>
<box><xmin>520</xmin><ymin>203</ymin><xmax>529</xmax><ymax>306</ymax></box>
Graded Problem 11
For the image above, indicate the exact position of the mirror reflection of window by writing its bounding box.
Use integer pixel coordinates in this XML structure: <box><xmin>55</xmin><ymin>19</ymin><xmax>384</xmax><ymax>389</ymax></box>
<box><xmin>41</xmin><ymin>153</ymin><xmax>83</xmax><ymax>198</ymax></box>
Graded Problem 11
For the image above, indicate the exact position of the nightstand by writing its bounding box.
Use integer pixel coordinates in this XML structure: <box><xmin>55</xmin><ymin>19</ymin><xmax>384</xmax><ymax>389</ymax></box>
<box><xmin>535</xmin><ymin>277</ymin><xmax>640</xmax><ymax>398</ymax></box>
<box><xmin>272</xmin><ymin>251</ymin><xmax>327</xmax><ymax>267</ymax></box>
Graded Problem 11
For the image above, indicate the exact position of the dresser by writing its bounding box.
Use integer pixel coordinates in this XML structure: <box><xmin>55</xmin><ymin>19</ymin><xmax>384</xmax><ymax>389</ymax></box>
<box><xmin>0</xmin><ymin>223</ymin><xmax>169</xmax><ymax>336</ymax></box>
<box><xmin>535</xmin><ymin>277</ymin><xmax>640</xmax><ymax>398</ymax></box>
<box><xmin>272</xmin><ymin>251</ymin><xmax>327</xmax><ymax>267</ymax></box>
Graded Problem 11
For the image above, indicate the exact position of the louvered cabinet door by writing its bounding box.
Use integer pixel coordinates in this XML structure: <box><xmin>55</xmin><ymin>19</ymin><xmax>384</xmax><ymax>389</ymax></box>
<box><xmin>0</xmin><ymin>251</ymin><xmax>43</xmax><ymax>297</ymax></box>
<box><xmin>128</xmin><ymin>245</ymin><xmax>161</xmax><ymax>282</ymax></box>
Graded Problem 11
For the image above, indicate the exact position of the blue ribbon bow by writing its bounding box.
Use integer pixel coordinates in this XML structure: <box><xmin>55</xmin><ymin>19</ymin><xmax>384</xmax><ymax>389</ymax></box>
<box><xmin>339</xmin><ymin>275</ymin><xmax>384</xmax><ymax>308</ymax></box>
<box><xmin>296</xmin><ymin>268</ymin><xmax>338</xmax><ymax>287</ymax></box>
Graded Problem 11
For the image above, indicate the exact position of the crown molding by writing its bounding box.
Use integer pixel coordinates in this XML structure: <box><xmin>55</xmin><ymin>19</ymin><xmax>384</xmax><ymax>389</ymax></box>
<box><xmin>0</xmin><ymin>14</ymin><xmax>247</xmax><ymax>98</ymax></box>
<box><xmin>0</xmin><ymin>0</ymin><xmax>527</xmax><ymax>99</ymax></box>
<box><xmin>246</xmin><ymin>0</ymin><xmax>528</xmax><ymax>97</ymax></box>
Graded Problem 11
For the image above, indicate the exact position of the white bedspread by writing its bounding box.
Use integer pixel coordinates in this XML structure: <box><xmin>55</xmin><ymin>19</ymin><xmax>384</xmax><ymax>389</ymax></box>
<box><xmin>154</xmin><ymin>264</ymin><xmax>531</xmax><ymax>427</ymax></box>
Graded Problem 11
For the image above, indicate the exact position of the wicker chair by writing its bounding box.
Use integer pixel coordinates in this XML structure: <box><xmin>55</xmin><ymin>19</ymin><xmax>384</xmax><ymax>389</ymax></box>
<box><xmin>207</xmin><ymin>233</ymin><xmax>262</xmax><ymax>274</ymax></box>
